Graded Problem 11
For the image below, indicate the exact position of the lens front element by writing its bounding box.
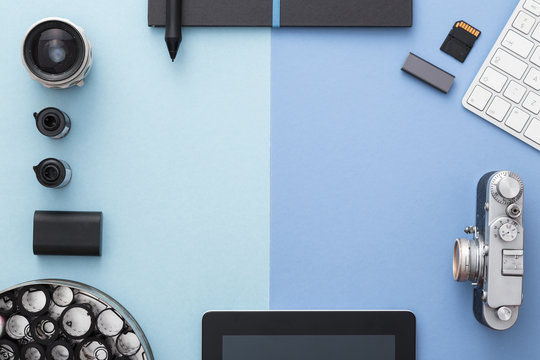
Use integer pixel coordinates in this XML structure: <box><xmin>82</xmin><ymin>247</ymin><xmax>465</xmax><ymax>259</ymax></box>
<box><xmin>32</xmin><ymin>28</ymin><xmax>79</xmax><ymax>75</ymax></box>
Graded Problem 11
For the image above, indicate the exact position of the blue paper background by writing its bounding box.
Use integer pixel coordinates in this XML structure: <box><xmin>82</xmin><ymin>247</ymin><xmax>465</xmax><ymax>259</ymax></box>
<box><xmin>271</xmin><ymin>0</ymin><xmax>540</xmax><ymax>359</ymax></box>
<box><xmin>0</xmin><ymin>1</ymin><xmax>270</xmax><ymax>359</ymax></box>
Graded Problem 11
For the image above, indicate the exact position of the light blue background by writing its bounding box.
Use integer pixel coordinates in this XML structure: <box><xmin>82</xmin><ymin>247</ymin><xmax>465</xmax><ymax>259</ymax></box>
<box><xmin>271</xmin><ymin>0</ymin><xmax>540</xmax><ymax>359</ymax></box>
<box><xmin>0</xmin><ymin>1</ymin><xmax>270</xmax><ymax>359</ymax></box>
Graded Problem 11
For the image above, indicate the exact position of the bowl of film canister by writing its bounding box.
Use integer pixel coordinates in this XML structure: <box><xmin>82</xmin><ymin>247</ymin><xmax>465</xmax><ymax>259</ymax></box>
<box><xmin>0</xmin><ymin>280</ymin><xmax>153</xmax><ymax>360</ymax></box>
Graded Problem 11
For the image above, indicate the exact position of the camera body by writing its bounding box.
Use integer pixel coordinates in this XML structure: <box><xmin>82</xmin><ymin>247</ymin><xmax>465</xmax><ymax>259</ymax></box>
<box><xmin>453</xmin><ymin>171</ymin><xmax>524</xmax><ymax>330</ymax></box>
<box><xmin>22</xmin><ymin>18</ymin><xmax>92</xmax><ymax>88</ymax></box>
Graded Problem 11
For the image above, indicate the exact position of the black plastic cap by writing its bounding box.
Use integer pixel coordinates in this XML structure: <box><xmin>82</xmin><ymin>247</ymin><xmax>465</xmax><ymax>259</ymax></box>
<box><xmin>34</xmin><ymin>158</ymin><xmax>69</xmax><ymax>188</ymax></box>
<box><xmin>34</xmin><ymin>107</ymin><xmax>70</xmax><ymax>138</ymax></box>
<box><xmin>33</xmin><ymin>211</ymin><xmax>102</xmax><ymax>256</ymax></box>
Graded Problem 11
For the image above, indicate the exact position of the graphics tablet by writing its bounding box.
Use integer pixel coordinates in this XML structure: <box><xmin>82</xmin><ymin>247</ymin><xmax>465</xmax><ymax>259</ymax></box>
<box><xmin>202</xmin><ymin>311</ymin><xmax>415</xmax><ymax>360</ymax></box>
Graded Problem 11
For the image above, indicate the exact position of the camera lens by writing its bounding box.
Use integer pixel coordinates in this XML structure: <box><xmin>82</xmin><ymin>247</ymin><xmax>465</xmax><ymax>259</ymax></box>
<box><xmin>22</xmin><ymin>18</ymin><xmax>92</xmax><ymax>88</ymax></box>
<box><xmin>34</xmin><ymin>107</ymin><xmax>71</xmax><ymax>139</ymax></box>
<box><xmin>33</xmin><ymin>158</ymin><xmax>72</xmax><ymax>189</ymax></box>
<box><xmin>453</xmin><ymin>238</ymin><xmax>482</xmax><ymax>282</ymax></box>
<box><xmin>32</xmin><ymin>29</ymin><xmax>79</xmax><ymax>74</ymax></box>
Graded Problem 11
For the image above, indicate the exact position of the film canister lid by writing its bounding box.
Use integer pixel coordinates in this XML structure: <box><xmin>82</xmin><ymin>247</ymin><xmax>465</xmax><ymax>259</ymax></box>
<box><xmin>34</xmin><ymin>107</ymin><xmax>71</xmax><ymax>139</ymax></box>
<box><xmin>96</xmin><ymin>308</ymin><xmax>124</xmax><ymax>337</ymax></box>
<box><xmin>116</xmin><ymin>331</ymin><xmax>141</xmax><ymax>356</ymax></box>
<box><xmin>5</xmin><ymin>314</ymin><xmax>29</xmax><ymax>340</ymax></box>
<box><xmin>52</xmin><ymin>286</ymin><xmax>75</xmax><ymax>307</ymax></box>
<box><xmin>59</xmin><ymin>304</ymin><xmax>95</xmax><ymax>340</ymax></box>
<box><xmin>30</xmin><ymin>315</ymin><xmax>61</xmax><ymax>345</ymax></box>
<box><xmin>0</xmin><ymin>339</ymin><xmax>19</xmax><ymax>360</ymax></box>
<box><xmin>0</xmin><ymin>292</ymin><xmax>16</xmax><ymax>317</ymax></box>
<box><xmin>17</xmin><ymin>285</ymin><xmax>51</xmax><ymax>317</ymax></box>
<box><xmin>21</xmin><ymin>342</ymin><xmax>45</xmax><ymax>360</ymax></box>
<box><xmin>46</xmin><ymin>339</ymin><xmax>74</xmax><ymax>360</ymax></box>
<box><xmin>75</xmin><ymin>337</ymin><xmax>111</xmax><ymax>360</ymax></box>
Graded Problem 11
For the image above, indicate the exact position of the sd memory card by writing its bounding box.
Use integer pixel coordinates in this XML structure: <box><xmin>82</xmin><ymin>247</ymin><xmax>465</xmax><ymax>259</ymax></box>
<box><xmin>441</xmin><ymin>21</ymin><xmax>481</xmax><ymax>62</ymax></box>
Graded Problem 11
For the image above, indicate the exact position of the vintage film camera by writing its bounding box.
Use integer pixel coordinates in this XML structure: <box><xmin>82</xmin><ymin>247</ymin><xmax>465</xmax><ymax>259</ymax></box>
<box><xmin>453</xmin><ymin>171</ymin><xmax>524</xmax><ymax>330</ymax></box>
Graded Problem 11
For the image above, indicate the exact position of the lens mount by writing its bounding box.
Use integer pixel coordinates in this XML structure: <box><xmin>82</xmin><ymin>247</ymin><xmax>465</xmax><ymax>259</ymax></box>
<box><xmin>22</xmin><ymin>18</ymin><xmax>92</xmax><ymax>88</ymax></box>
<box><xmin>453</xmin><ymin>238</ymin><xmax>483</xmax><ymax>282</ymax></box>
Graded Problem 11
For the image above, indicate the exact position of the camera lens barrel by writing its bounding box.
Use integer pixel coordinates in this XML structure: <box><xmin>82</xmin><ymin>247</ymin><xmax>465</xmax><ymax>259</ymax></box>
<box><xmin>453</xmin><ymin>238</ymin><xmax>482</xmax><ymax>283</ymax></box>
<box><xmin>22</xmin><ymin>18</ymin><xmax>92</xmax><ymax>88</ymax></box>
<box><xmin>34</xmin><ymin>107</ymin><xmax>71</xmax><ymax>139</ymax></box>
<box><xmin>33</xmin><ymin>158</ymin><xmax>72</xmax><ymax>189</ymax></box>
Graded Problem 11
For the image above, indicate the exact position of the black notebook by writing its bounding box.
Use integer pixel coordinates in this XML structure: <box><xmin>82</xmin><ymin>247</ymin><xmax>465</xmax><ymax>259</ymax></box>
<box><xmin>148</xmin><ymin>0</ymin><xmax>413</xmax><ymax>27</ymax></box>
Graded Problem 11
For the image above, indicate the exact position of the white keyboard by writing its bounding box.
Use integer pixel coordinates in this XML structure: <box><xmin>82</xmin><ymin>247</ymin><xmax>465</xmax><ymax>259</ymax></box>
<box><xmin>463</xmin><ymin>0</ymin><xmax>540</xmax><ymax>151</ymax></box>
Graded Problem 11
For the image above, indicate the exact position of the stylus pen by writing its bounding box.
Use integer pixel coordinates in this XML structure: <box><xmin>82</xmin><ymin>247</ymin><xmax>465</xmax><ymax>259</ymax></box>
<box><xmin>165</xmin><ymin>0</ymin><xmax>182</xmax><ymax>61</ymax></box>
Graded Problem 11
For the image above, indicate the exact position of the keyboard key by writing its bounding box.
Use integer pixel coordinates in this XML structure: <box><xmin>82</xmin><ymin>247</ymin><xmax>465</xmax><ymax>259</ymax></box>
<box><xmin>524</xmin><ymin>68</ymin><xmax>540</xmax><ymax>90</ymax></box>
<box><xmin>513</xmin><ymin>11</ymin><xmax>536</xmax><ymax>34</ymax></box>
<box><xmin>524</xmin><ymin>118</ymin><xmax>540</xmax><ymax>144</ymax></box>
<box><xmin>523</xmin><ymin>92</ymin><xmax>540</xmax><ymax>114</ymax></box>
<box><xmin>506</xmin><ymin>108</ymin><xmax>530</xmax><ymax>132</ymax></box>
<box><xmin>533</xmin><ymin>24</ymin><xmax>540</xmax><ymax>41</ymax></box>
<box><xmin>491</xmin><ymin>49</ymin><xmax>528</xmax><ymax>79</ymax></box>
<box><xmin>480</xmin><ymin>67</ymin><xmax>507</xmax><ymax>92</ymax></box>
<box><xmin>487</xmin><ymin>97</ymin><xmax>511</xmax><ymax>121</ymax></box>
<box><xmin>502</xmin><ymin>30</ymin><xmax>534</xmax><ymax>58</ymax></box>
<box><xmin>467</xmin><ymin>86</ymin><xmax>492</xmax><ymax>111</ymax></box>
<box><xmin>531</xmin><ymin>47</ymin><xmax>540</xmax><ymax>66</ymax></box>
<box><xmin>525</xmin><ymin>0</ymin><xmax>540</xmax><ymax>16</ymax></box>
<box><xmin>504</xmin><ymin>81</ymin><xmax>527</xmax><ymax>103</ymax></box>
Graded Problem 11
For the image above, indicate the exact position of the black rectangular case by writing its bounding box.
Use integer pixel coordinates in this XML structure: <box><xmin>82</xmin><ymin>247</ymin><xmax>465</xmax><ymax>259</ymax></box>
<box><xmin>148</xmin><ymin>0</ymin><xmax>413</xmax><ymax>27</ymax></box>
<box><xmin>33</xmin><ymin>211</ymin><xmax>102</xmax><ymax>256</ymax></box>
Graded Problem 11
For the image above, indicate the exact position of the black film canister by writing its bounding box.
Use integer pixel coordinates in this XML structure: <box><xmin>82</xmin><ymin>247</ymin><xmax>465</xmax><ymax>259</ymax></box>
<box><xmin>46</xmin><ymin>339</ymin><xmax>74</xmax><ymax>360</ymax></box>
<box><xmin>0</xmin><ymin>339</ymin><xmax>19</xmax><ymax>360</ymax></box>
<box><xmin>5</xmin><ymin>314</ymin><xmax>30</xmax><ymax>340</ymax></box>
<box><xmin>33</xmin><ymin>158</ymin><xmax>72</xmax><ymax>188</ymax></box>
<box><xmin>0</xmin><ymin>292</ymin><xmax>16</xmax><ymax>317</ymax></box>
<box><xmin>96</xmin><ymin>308</ymin><xmax>124</xmax><ymax>337</ymax></box>
<box><xmin>116</xmin><ymin>331</ymin><xmax>141</xmax><ymax>356</ymax></box>
<box><xmin>59</xmin><ymin>304</ymin><xmax>95</xmax><ymax>340</ymax></box>
<box><xmin>21</xmin><ymin>342</ymin><xmax>46</xmax><ymax>360</ymax></box>
<box><xmin>34</xmin><ymin>107</ymin><xmax>71</xmax><ymax>139</ymax></box>
<box><xmin>52</xmin><ymin>286</ymin><xmax>74</xmax><ymax>307</ymax></box>
<box><xmin>30</xmin><ymin>315</ymin><xmax>60</xmax><ymax>345</ymax></box>
<box><xmin>75</xmin><ymin>337</ymin><xmax>111</xmax><ymax>360</ymax></box>
<box><xmin>17</xmin><ymin>285</ymin><xmax>51</xmax><ymax>318</ymax></box>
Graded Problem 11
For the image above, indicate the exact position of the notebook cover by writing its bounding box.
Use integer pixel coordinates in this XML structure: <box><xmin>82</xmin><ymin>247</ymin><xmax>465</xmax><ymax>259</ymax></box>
<box><xmin>148</xmin><ymin>0</ymin><xmax>412</xmax><ymax>27</ymax></box>
<box><xmin>149</xmin><ymin>0</ymin><xmax>273</xmax><ymax>27</ymax></box>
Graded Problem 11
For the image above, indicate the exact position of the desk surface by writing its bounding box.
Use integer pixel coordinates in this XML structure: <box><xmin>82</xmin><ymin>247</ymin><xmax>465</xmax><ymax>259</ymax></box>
<box><xmin>271</xmin><ymin>0</ymin><xmax>540</xmax><ymax>359</ymax></box>
<box><xmin>0</xmin><ymin>1</ymin><xmax>270</xmax><ymax>359</ymax></box>
<box><xmin>1</xmin><ymin>0</ymin><xmax>539</xmax><ymax>359</ymax></box>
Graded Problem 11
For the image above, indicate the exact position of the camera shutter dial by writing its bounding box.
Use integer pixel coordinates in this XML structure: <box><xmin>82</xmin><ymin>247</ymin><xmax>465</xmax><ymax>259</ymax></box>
<box><xmin>498</xmin><ymin>177</ymin><xmax>521</xmax><ymax>199</ymax></box>
<box><xmin>499</xmin><ymin>221</ymin><xmax>519</xmax><ymax>242</ymax></box>
<box><xmin>493</xmin><ymin>218</ymin><xmax>521</xmax><ymax>242</ymax></box>
<box><xmin>490</xmin><ymin>171</ymin><xmax>523</xmax><ymax>205</ymax></box>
